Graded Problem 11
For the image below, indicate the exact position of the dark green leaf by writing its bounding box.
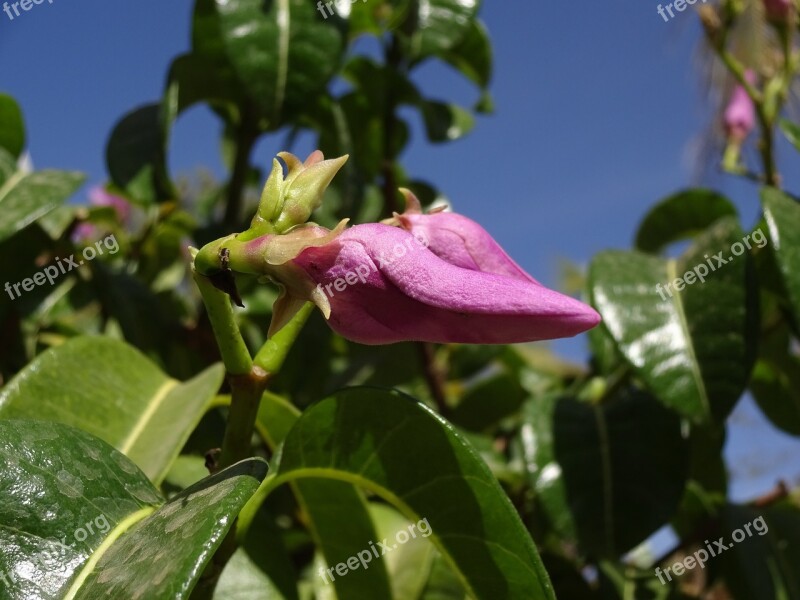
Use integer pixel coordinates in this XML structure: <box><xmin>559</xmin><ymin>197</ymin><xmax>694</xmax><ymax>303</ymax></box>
<box><xmin>268</xmin><ymin>387</ymin><xmax>555</xmax><ymax>599</ymax></box>
<box><xmin>763</xmin><ymin>187</ymin><xmax>800</xmax><ymax>329</ymax></box>
<box><xmin>76</xmin><ymin>458</ymin><xmax>268</xmax><ymax>599</ymax></box>
<box><xmin>0</xmin><ymin>93</ymin><xmax>25</xmax><ymax>158</ymax></box>
<box><xmin>590</xmin><ymin>217</ymin><xmax>758</xmax><ymax>422</ymax></box>
<box><xmin>0</xmin><ymin>420</ymin><xmax>161</xmax><ymax>599</ymax></box>
<box><xmin>420</xmin><ymin>101</ymin><xmax>475</xmax><ymax>142</ymax></box>
<box><xmin>634</xmin><ymin>189</ymin><xmax>738</xmax><ymax>254</ymax></box>
<box><xmin>779</xmin><ymin>118</ymin><xmax>800</xmax><ymax>153</ymax></box>
<box><xmin>192</xmin><ymin>0</ymin><xmax>345</xmax><ymax>129</ymax></box>
<box><xmin>106</xmin><ymin>103</ymin><xmax>173</xmax><ymax>203</ymax></box>
<box><xmin>252</xmin><ymin>391</ymin><xmax>394</xmax><ymax>600</ymax></box>
<box><xmin>523</xmin><ymin>388</ymin><xmax>689</xmax><ymax>557</ymax></box>
<box><xmin>439</xmin><ymin>19</ymin><xmax>493</xmax><ymax>90</ymax></box>
<box><xmin>406</xmin><ymin>0</ymin><xmax>480</xmax><ymax>61</ymax></box>
<box><xmin>0</xmin><ymin>336</ymin><xmax>225</xmax><ymax>483</ymax></box>
<box><xmin>720</xmin><ymin>503</ymin><xmax>800</xmax><ymax>600</ymax></box>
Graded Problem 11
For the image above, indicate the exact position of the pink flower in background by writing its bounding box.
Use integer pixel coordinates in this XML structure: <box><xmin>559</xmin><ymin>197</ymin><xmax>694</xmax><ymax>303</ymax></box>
<box><xmin>72</xmin><ymin>187</ymin><xmax>131</xmax><ymax>242</ymax></box>
<box><xmin>763</xmin><ymin>0</ymin><xmax>792</xmax><ymax>21</ymax></box>
<box><xmin>723</xmin><ymin>71</ymin><xmax>756</xmax><ymax>142</ymax></box>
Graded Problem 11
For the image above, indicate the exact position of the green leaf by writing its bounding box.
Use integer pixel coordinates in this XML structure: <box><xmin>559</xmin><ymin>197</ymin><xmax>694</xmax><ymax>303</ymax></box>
<box><xmin>106</xmin><ymin>103</ymin><xmax>173</xmax><ymax>203</ymax></box>
<box><xmin>367</xmin><ymin>503</ymin><xmax>461</xmax><ymax>600</ymax></box>
<box><xmin>589</xmin><ymin>217</ymin><xmax>758</xmax><ymax>422</ymax></box>
<box><xmin>0</xmin><ymin>93</ymin><xmax>25</xmax><ymax>158</ymax></box>
<box><xmin>634</xmin><ymin>189</ymin><xmax>738</xmax><ymax>254</ymax></box>
<box><xmin>450</xmin><ymin>372</ymin><xmax>527</xmax><ymax>432</ymax></box>
<box><xmin>0</xmin><ymin>148</ymin><xmax>85</xmax><ymax>243</ymax></box>
<box><xmin>779</xmin><ymin>118</ymin><xmax>800</xmax><ymax>153</ymax></box>
<box><xmin>523</xmin><ymin>388</ymin><xmax>689</xmax><ymax>557</ymax></box>
<box><xmin>762</xmin><ymin>187</ymin><xmax>800</xmax><ymax>329</ymax></box>
<box><xmin>439</xmin><ymin>19</ymin><xmax>493</xmax><ymax>90</ymax></box>
<box><xmin>720</xmin><ymin>503</ymin><xmax>800</xmax><ymax>600</ymax></box>
<box><xmin>406</xmin><ymin>0</ymin><xmax>481</xmax><ymax>61</ymax></box>
<box><xmin>76</xmin><ymin>458</ymin><xmax>267</xmax><ymax>599</ymax></box>
<box><xmin>192</xmin><ymin>0</ymin><xmax>345</xmax><ymax>128</ymax></box>
<box><xmin>750</xmin><ymin>327</ymin><xmax>800</xmax><ymax>437</ymax></box>
<box><xmin>264</xmin><ymin>387</ymin><xmax>555</xmax><ymax>600</ymax></box>
<box><xmin>0</xmin><ymin>419</ymin><xmax>161</xmax><ymax>599</ymax></box>
<box><xmin>252</xmin><ymin>392</ymin><xmax>394</xmax><ymax>600</ymax></box>
<box><xmin>420</xmin><ymin>101</ymin><xmax>475</xmax><ymax>142</ymax></box>
<box><xmin>0</xmin><ymin>336</ymin><xmax>225</xmax><ymax>483</ymax></box>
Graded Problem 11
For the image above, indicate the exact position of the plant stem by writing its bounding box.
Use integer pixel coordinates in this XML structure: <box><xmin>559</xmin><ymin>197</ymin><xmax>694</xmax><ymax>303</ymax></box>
<box><xmin>218</xmin><ymin>366</ymin><xmax>270</xmax><ymax>470</ymax></box>
<box><xmin>223</xmin><ymin>110</ymin><xmax>259</xmax><ymax>230</ymax></box>
<box><xmin>418</xmin><ymin>342</ymin><xmax>449</xmax><ymax>416</ymax></box>
<box><xmin>193</xmin><ymin>271</ymin><xmax>253</xmax><ymax>376</ymax></box>
<box><xmin>719</xmin><ymin>50</ymin><xmax>780</xmax><ymax>186</ymax></box>
<box><xmin>253</xmin><ymin>302</ymin><xmax>315</xmax><ymax>372</ymax></box>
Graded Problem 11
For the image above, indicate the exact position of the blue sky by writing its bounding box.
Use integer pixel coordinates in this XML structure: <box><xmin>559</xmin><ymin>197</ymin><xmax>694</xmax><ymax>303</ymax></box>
<box><xmin>2</xmin><ymin>0</ymin><xmax>798</xmax><ymax>501</ymax></box>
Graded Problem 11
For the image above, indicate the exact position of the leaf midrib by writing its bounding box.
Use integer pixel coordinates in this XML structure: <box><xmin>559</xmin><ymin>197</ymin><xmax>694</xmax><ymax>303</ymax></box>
<box><xmin>667</xmin><ymin>259</ymin><xmax>710</xmax><ymax>417</ymax></box>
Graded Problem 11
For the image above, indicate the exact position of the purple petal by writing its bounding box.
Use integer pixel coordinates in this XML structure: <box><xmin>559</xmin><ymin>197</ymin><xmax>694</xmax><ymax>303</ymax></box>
<box><xmin>400</xmin><ymin>211</ymin><xmax>541</xmax><ymax>284</ymax></box>
<box><xmin>294</xmin><ymin>224</ymin><xmax>599</xmax><ymax>345</ymax></box>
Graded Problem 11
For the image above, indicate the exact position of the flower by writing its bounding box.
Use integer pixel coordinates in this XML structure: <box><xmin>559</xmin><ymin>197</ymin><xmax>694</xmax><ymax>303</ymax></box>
<box><xmin>723</xmin><ymin>72</ymin><xmax>756</xmax><ymax>143</ymax></box>
<box><xmin>763</xmin><ymin>0</ymin><xmax>793</xmax><ymax>21</ymax></box>
<box><xmin>200</xmin><ymin>222</ymin><xmax>600</xmax><ymax>345</ymax></box>
<box><xmin>385</xmin><ymin>189</ymin><xmax>541</xmax><ymax>284</ymax></box>
<box><xmin>72</xmin><ymin>187</ymin><xmax>131</xmax><ymax>242</ymax></box>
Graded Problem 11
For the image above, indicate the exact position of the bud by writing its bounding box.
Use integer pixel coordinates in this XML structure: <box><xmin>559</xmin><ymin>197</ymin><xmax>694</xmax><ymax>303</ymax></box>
<box><xmin>723</xmin><ymin>71</ymin><xmax>756</xmax><ymax>143</ymax></box>
<box><xmin>253</xmin><ymin>151</ymin><xmax>348</xmax><ymax>232</ymax></box>
<box><xmin>763</xmin><ymin>0</ymin><xmax>793</xmax><ymax>21</ymax></box>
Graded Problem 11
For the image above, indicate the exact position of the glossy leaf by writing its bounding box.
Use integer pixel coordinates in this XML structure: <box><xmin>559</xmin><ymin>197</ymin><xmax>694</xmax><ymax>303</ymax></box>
<box><xmin>0</xmin><ymin>336</ymin><xmax>225</xmax><ymax>483</ymax></box>
<box><xmin>253</xmin><ymin>391</ymin><xmax>394</xmax><ymax>600</ymax></box>
<box><xmin>0</xmin><ymin>420</ymin><xmax>161</xmax><ymax>599</ymax></box>
<box><xmin>590</xmin><ymin>217</ymin><xmax>757</xmax><ymax>422</ymax></box>
<box><xmin>407</xmin><ymin>0</ymin><xmax>480</xmax><ymax>61</ymax></box>
<box><xmin>523</xmin><ymin>388</ymin><xmax>689</xmax><ymax>557</ymax></box>
<box><xmin>0</xmin><ymin>148</ymin><xmax>85</xmax><ymax>243</ymax></box>
<box><xmin>192</xmin><ymin>0</ymin><xmax>345</xmax><ymax>128</ymax></box>
<box><xmin>0</xmin><ymin>93</ymin><xmax>25</xmax><ymax>158</ymax></box>
<box><xmin>266</xmin><ymin>387</ymin><xmax>555</xmax><ymax>600</ymax></box>
<box><xmin>763</xmin><ymin>187</ymin><xmax>800</xmax><ymax>329</ymax></box>
<box><xmin>634</xmin><ymin>189</ymin><xmax>738</xmax><ymax>254</ymax></box>
<box><xmin>76</xmin><ymin>458</ymin><xmax>268</xmax><ymax>599</ymax></box>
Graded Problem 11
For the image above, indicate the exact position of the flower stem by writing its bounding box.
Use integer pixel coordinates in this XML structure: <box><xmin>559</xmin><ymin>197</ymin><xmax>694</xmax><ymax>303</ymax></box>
<box><xmin>223</xmin><ymin>109</ymin><xmax>259</xmax><ymax>230</ymax></box>
<box><xmin>254</xmin><ymin>302</ymin><xmax>315</xmax><ymax>373</ymax></box>
<box><xmin>193</xmin><ymin>270</ymin><xmax>252</xmax><ymax>376</ymax></box>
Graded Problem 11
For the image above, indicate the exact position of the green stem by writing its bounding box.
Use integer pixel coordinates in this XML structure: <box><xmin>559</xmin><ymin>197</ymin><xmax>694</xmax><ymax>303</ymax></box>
<box><xmin>718</xmin><ymin>50</ymin><xmax>780</xmax><ymax>186</ymax></box>
<box><xmin>193</xmin><ymin>270</ymin><xmax>253</xmax><ymax>376</ymax></box>
<box><xmin>223</xmin><ymin>111</ymin><xmax>259</xmax><ymax>230</ymax></box>
<box><xmin>253</xmin><ymin>302</ymin><xmax>315</xmax><ymax>372</ymax></box>
<box><xmin>218</xmin><ymin>366</ymin><xmax>270</xmax><ymax>470</ymax></box>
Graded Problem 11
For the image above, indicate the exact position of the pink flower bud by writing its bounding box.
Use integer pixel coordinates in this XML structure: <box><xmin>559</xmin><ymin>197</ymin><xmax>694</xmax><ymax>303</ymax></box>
<box><xmin>388</xmin><ymin>189</ymin><xmax>541</xmax><ymax>284</ymax></box>
<box><xmin>211</xmin><ymin>222</ymin><xmax>600</xmax><ymax>345</ymax></box>
<box><xmin>763</xmin><ymin>0</ymin><xmax>792</xmax><ymax>21</ymax></box>
<box><xmin>723</xmin><ymin>71</ymin><xmax>756</xmax><ymax>142</ymax></box>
